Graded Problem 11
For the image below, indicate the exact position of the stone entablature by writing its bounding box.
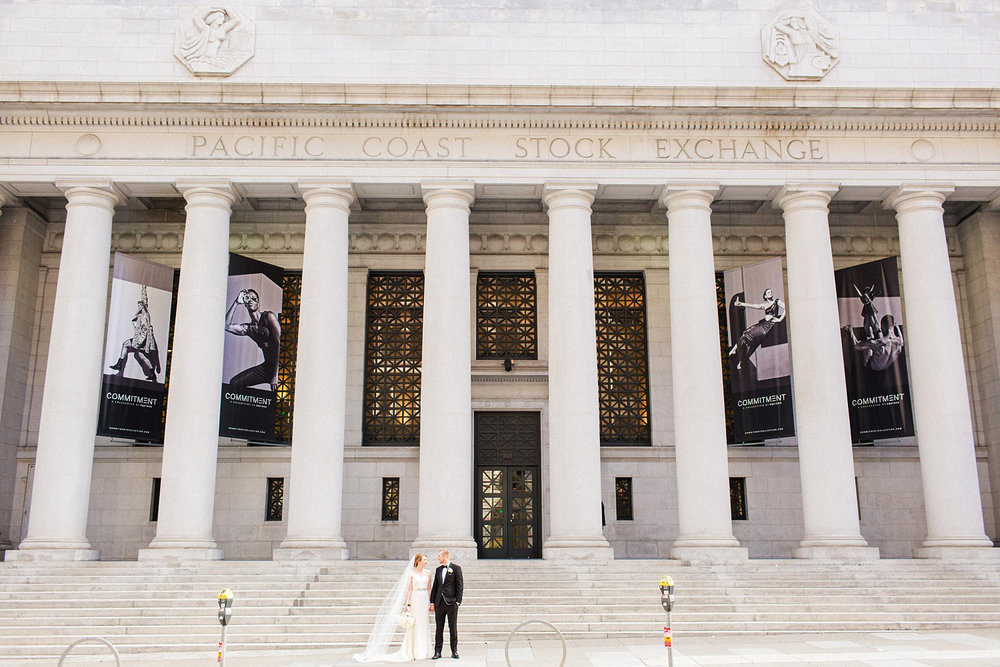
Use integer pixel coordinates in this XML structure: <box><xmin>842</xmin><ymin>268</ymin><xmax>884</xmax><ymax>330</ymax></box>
<box><xmin>36</xmin><ymin>221</ymin><xmax>959</xmax><ymax>262</ymax></box>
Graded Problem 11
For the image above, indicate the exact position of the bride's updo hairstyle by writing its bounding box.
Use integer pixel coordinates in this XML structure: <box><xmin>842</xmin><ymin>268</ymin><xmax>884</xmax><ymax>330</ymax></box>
<box><xmin>413</xmin><ymin>553</ymin><xmax>425</xmax><ymax>567</ymax></box>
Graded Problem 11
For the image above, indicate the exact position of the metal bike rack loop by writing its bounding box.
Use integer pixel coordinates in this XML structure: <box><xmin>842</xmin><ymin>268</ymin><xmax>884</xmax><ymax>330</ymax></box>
<box><xmin>504</xmin><ymin>618</ymin><xmax>567</xmax><ymax>667</ymax></box>
<box><xmin>58</xmin><ymin>636</ymin><xmax>121</xmax><ymax>666</ymax></box>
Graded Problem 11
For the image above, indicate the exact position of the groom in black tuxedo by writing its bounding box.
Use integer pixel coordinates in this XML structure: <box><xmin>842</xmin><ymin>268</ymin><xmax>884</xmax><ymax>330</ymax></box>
<box><xmin>429</xmin><ymin>548</ymin><xmax>463</xmax><ymax>659</ymax></box>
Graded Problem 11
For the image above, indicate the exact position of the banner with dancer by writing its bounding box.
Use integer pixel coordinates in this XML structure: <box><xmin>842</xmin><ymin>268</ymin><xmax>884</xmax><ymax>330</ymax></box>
<box><xmin>98</xmin><ymin>253</ymin><xmax>174</xmax><ymax>441</ymax></box>
<box><xmin>723</xmin><ymin>258</ymin><xmax>795</xmax><ymax>443</ymax></box>
<box><xmin>835</xmin><ymin>257</ymin><xmax>914</xmax><ymax>443</ymax></box>
<box><xmin>219</xmin><ymin>253</ymin><xmax>283</xmax><ymax>442</ymax></box>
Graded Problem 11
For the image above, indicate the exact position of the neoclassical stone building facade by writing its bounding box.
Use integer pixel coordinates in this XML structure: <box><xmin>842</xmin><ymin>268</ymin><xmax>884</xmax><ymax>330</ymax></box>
<box><xmin>1</xmin><ymin>2</ymin><xmax>1000</xmax><ymax>563</ymax></box>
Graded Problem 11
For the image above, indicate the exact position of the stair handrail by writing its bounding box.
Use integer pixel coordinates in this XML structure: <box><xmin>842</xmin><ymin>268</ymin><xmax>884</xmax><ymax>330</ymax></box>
<box><xmin>504</xmin><ymin>618</ymin><xmax>566</xmax><ymax>667</ymax></box>
<box><xmin>58</xmin><ymin>636</ymin><xmax>121</xmax><ymax>666</ymax></box>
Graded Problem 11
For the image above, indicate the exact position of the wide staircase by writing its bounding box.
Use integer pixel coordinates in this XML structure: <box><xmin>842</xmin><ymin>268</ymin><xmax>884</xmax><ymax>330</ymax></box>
<box><xmin>1</xmin><ymin>558</ymin><xmax>1000</xmax><ymax>660</ymax></box>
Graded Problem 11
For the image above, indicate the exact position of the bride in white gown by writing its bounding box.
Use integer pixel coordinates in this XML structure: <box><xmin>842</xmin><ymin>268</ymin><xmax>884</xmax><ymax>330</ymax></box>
<box><xmin>354</xmin><ymin>553</ymin><xmax>432</xmax><ymax>663</ymax></box>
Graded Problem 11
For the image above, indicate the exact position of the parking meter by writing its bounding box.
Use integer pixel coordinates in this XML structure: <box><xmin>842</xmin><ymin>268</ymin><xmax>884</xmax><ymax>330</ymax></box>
<box><xmin>659</xmin><ymin>576</ymin><xmax>675</xmax><ymax>667</ymax></box>
<box><xmin>217</xmin><ymin>589</ymin><xmax>234</xmax><ymax>665</ymax></box>
<box><xmin>218</xmin><ymin>589</ymin><xmax>234</xmax><ymax>626</ymax></box>
<box><xmin>659</xmin><ymin>576</ymin><xmax>674</xmax><ymax>613</ymax></box>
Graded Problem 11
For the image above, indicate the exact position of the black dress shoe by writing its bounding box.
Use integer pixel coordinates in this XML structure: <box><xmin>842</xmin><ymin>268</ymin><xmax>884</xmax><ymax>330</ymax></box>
<box><xmin>452</xmin><ymin>653</ymin><xmax>460</xmax><ymax>659</ymax></box>
<box><xmin>432</xmin><ymin>653</ymin><xmax>441</xmax><ymax>659</ymax></box>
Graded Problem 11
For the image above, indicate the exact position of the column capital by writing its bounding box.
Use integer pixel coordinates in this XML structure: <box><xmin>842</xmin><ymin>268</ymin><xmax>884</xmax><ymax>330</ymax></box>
<box><xmin>773</xmin><ymin>184</ymin><xmax>839</xmax><ymax>212</ymax></box>
<box><xmin>659</xmin><ymin>184</ymin><xmax>718</xmax><ymax>213</ymax></box>
<box><xmin>55</xmin><ymin>179</ymin><xmax>124</xmax><ymax>210</ymax></box>
<box><xmin>176</xmin><ymin>181</ymin><xmax>236</xmax><ymax>211</ymax></box>
<box><xmin>421</xmin><ymin>182</ymin><xmax>475</xmax><ymax>209</ymax></box>
<box><xmin>542</xmin><ymin>184</ymin><xmax>597</xmax><ymax>210</ymax></box>
<box><xmin>298</xmin><ymin>182</ymin><xmax>355</xmax><ymax>212</ymax></box>
<box><xmin>884</xmin><ymin>185</ymin><xmax>954</xmax><ymax>213</ymax></box>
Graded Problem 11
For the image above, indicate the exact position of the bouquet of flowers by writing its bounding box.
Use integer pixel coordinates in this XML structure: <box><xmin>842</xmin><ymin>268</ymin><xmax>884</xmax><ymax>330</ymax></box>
<box><xmin>397</xmin><ymin>608</ymin><xmax>414</xmax><ymax>628</ymax></box>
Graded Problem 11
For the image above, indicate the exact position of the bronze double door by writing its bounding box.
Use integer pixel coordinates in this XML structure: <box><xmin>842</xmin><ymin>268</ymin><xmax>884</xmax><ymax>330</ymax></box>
<box><xmin>474</xmin><ymin>411</ymin><xmax>542</xmax><ymax>559</ymax></box>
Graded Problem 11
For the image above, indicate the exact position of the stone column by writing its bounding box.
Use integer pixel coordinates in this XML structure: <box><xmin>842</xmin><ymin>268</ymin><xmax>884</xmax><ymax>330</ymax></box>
<box><xmin>886</xmin><ymin>186</ymin><xmax>997</xmax><ymax>559</ymax></box>
<box><xmin>776</xmin><ymin>185</ymin><xmax>878</xmax><ymax>560</ymax></box>
<box><xmin>274</xmin><ymin>182</ymin><xmax>354</xmax><ymax>561</ymax></box>
<box><xmin>9</xmin><ymin>181</ymin><xmax>120</xmax><ymax>562</ymax></box>
<box><xmin>139</xmin><ymin>183</ymin><xmax>234</xmax><ymax>562</ymax></box>
<box><xmin>543</xmin><ymin>185</ymin><xmax>613</xmax><ymax>561</ymax></box>
<box><xmin>412</xmin><ymin>184</ymin><xmax>478</xmax><ymax>561</ymax></box>
<box><xmin>661</xmin><ymin>186</ymin><xmax>746</xmax><ymax>564</ymax></box>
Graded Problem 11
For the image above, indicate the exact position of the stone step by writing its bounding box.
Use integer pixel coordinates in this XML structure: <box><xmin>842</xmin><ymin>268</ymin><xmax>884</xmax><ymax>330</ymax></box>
<box><xmin>0</xmin><ymin>558</ymin><xmax>998</xmax><ymax>661</ymax></box>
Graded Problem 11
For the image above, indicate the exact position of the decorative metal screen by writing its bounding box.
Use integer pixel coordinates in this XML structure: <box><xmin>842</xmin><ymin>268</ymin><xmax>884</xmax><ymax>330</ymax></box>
<box><xmin>476</xmin><ymin>272</ymin><xmax>537</xmax><ymax>360</ymax></box>
<box><xmin>382</xmin><ymin>477</ymin><xmax>400</xmax><ymax>521</ymax></box>
<box><xmin>717</xmin><ymin>272</ymin><xmax>736</xmax><ymax>442</ymax></box>
<box><xmin>594</xmin><ymin>273</ymin><xmax>651</xmax><ymax>445</ymax></box>
<box><xmin>363</xmin><ymin>272</ymin><xmax>424</xmax><ymax>445</ymax></box>
<box><xmin>730</xmin><ymin>477</ymin><xmax>747</xmax><ymax>520</ymax></box>
<box><xmin>615</xmin><ymin>477</ymin><xmax>634</xmax><ymax>521</ymax></box>
<box><xmin>266</xmin><ymin>477</ymin><xmax>284</xmax><ymax>521</ymax></box>
<box><xmin>272</xmin><ymin>272</ymin><xmax>302</xmax><ymax>444</ymax></box>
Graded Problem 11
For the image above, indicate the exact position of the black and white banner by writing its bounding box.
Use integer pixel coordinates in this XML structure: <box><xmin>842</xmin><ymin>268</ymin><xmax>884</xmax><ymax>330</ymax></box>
<box><xmin>98</xmin><ymin>253</ymin><xmax>174</xmax><ymax>441</ymax></box>
<box><xmin>835</xmin><ymin>257</ymin><xmax>914</xmax><ymax>443</ymax></box>
<box><xmin>723</xmin><ymin>257</ymin><xmax>795</xmax><ymax>443</ymax></box>
<box><xmin>219</xmin><ymin>253</ymin><xmax>283</xmax><ymax>442</ymax></box>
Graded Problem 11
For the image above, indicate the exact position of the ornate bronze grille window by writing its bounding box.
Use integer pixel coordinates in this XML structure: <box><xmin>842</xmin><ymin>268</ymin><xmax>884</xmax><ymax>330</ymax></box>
<box><xmin>156</xmin><ymin>270</ymin><xmax>181</xmax><ymax>444</ymax></box>
<box><xmin>595</xmin><ymin>273</ymin><xmax>651</xmax><ymax>445</ymax></box>
<box><xmin>476</xmin><ymin>272</ymin><xmax>537</xmax><ymax>360</ymax></box>
<box><xmin>363</xmin><ymin>272</ymin><xmax>424</xmax><ymax>445</ymax></box>
<box><xmin>730</xmin><ymin>477</ymin><xmax>747</xmax><ymax>520</ymax></box>
<box><xmin>382</xmin><ymin>477</ymin><xmax>400</xmax><ymax>521</ymax></box>
<box><xmin>266</xmin><ymin>477</ymin><xmax>284</xmax><ymax>521</ymax></box>
<box><xmin>615</xmin><ymin>477</ymin><xmax>634</xmax><ymax>521</ymax></box>
<box><xmin>273</xmin><ymin>272</ymin><xmax>302</xmax><ymax>444</ymax></box>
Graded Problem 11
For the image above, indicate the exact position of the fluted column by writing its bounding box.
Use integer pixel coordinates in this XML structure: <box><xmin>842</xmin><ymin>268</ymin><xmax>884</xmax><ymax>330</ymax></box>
<box><xmin>887</xmin><ymin>186</ymin><xmax>997</xmax><ymax>560</ymax></box>
<box><xmin>776</xmin><ymin>185</ymin><xmax>878</xmax><ymax>560</ymax></box>
<box><xmin>275</xmin><ymin>182</ymin><xmax>354</xmax><ymax>561</ymax></box>
<box><xmin>543</xmin><ymin>185</ymin><xmax>613</xmax><ymax>560</ymax></box>
<box><xmin>139</xmin><ymin>183</ymin><xmax>234</xmax><ymax>562</ymax></box>
<box><xmin>8</xmin><ymin>181</ymin><xmax>119</xmax><ymax>562</ymax></box>
<box><xmin>412</xmin><ymin>184</ymin><xmax>478</xmax><ymax>561</ymax></box>
<box><xmin>661</xmin><ymin>186</ymin><xmax>746</xmax><ymax>564</ymax></box>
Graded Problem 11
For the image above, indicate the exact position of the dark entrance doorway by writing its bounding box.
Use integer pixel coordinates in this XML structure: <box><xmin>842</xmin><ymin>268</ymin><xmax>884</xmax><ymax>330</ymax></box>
<box><xmin>474</xmin><ymin>411</ymin><xmax>542</xmax><ymax>559</ymax></box>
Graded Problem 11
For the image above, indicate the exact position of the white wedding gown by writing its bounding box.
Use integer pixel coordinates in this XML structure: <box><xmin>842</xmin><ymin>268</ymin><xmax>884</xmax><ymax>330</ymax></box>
<box><xmin>355</xmin><ymin>570</ymin><xmax>431</xmax><ymax>663</ymax></box>
<box><xmin>393</xmin><ymin>571</ymin><xmax>431</xmax><ymax>661</ymax></box>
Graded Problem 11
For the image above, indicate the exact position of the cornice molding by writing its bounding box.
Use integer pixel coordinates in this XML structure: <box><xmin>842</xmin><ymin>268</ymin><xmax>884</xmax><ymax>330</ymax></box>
<box><xmin>3</xmin><ymin>83</ymin><xmax>1000</xmax><ymax>133</ymax></box>
<box><xmin>4</xmin><ymin>112</ymin><xmax>999</xmax><ymax>134</ymax></box>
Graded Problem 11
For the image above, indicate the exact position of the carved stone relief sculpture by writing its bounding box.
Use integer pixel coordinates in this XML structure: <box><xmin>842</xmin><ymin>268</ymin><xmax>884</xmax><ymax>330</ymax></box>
<box><xmin>761</xmin><ymin>7</ymin><xmax>839</xmax><ymax>81</ymax></box>
<box><xmin>174</xmin><ymin>5</ymin><xmax>255</xmax><ymax>76</ymax></box>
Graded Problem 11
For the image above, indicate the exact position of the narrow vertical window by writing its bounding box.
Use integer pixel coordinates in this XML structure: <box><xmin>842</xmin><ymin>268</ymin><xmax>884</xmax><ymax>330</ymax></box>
<box><xmin>382</xmin><ymin>477</ymin><xmax>400</xmax><ymax>521</ymax></box>
<box><xmin>149</xmin><ymin>477</ymin><xmax>161</xmax><ymax>522</ymax></box>
<box><xmin>615</xmin><ymin>477</ymin><xmax>633</xmax><ymax>521</ymax></box>
<box><xmin>595</xmin><ymin>273</ymin><xmax>651</xmax><ymax>445</ymax></box>
<box><xmin>856</xmin><ymin>477</ymin><xmax>861</xmax><ymax>520</ymax></box>
<box><xmin>730</xmin><ymin>477</ymin><xmax>748</xmax><ymax>520</ymax></box>
<box><xmin>266</xmin><ymin>477</ymin><xmax>284</xmax><ymax>522</ymax></box>
<box><xmin>363</xmin><ymin>272</ymin><xmax>424</xmax><ymax>445</ymax></box>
